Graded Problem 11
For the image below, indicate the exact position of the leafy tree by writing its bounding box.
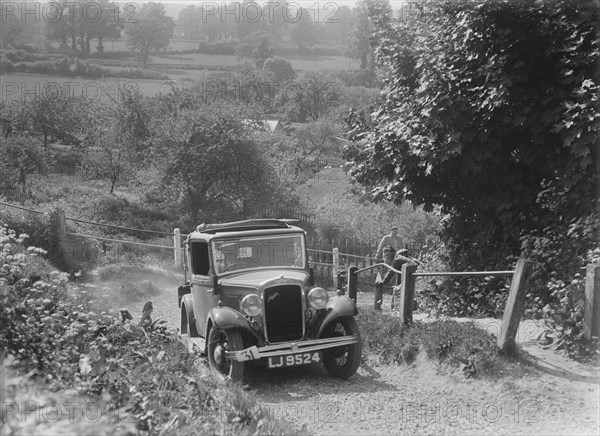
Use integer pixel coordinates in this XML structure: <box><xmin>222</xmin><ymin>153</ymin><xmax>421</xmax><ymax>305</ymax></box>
<box><xmin>44</xmin><ymin>2</ymin><xmax>75</xmax><ymax>48</ymax></box>
<box><xmin>43</xmin><ymin>0</ymin><xmax>120</xmax><ymax>53</ymax></box>
<box><xmin>276</xmin><ymin>72</ymin><xmax>343</xmax><ymax>122</ymax></box>
<box><xmin>0</xmin><ymin>3</ymin><xmax>25</xmax><ymax>48</ymax></box>
<box><xmin>237</xmin><ymin>0</ymin><xmax>265</xmax><ymax>39</ymax></box>
<box><xmin>198</xmin><ymin>3</ymin><xmax>225</xmax><ymax>41</ymax></box>
<box><xmin>0</xmin><ymin>101</ymin><xmax>32</xmax><ymax>137</ymax></box>
<box><xmin>263</xmin><ymin>56</ymin><xmax>296</xmax><ymax>82</ymax></box>
<box><xmin>294</xmin><ymin>117</ymin><xmax>344</xmax><ymax>162</ymax></box>
<box><xmin>288</xmin><ymin>7</ymin><xmax>317</xmax><ymax>52</ymax></box>
<box><xmin>125</xmin><ymin>2</ymin><xmax>174</xmax><ymax>65</ymax></box>
<box><xmin>328</xmin><ymin>5</ymin><xmax>353</xmax><ymax>45</ymax></box>
<box><xmin>313</xmin><ymin>194</ymin><xmax>439</xmax><ymax>249</ymax></box>
<box><xmin>79</xmin><ymin>102</ymin><xmax>134</xmax><ymax>194</ymax></box>
<box><xmin>88</xmin><ymin>0</ymin><xmax>122</xmax><ymax>52</ymax></box>
<box><xmin>264</xmin><ymin>117</ymin><xmax>344</xmax><ymax>186</ymax></box>
<box><xmin>262</xmin><ymin>0</ymin><xmax>288</xmax><ymax>40</ymax></box>
<box><xmin>177</xmin><ymin>5</ymin><xmax>200</xmax><ymax>39</ymax></box>
<box><xmin>236</xmin><ymin>30</ymin><xmax>274</xmax><ymax>68</ymax></box>
<box><xmin>151</xmin><ymin>102</ymin><xmax>290</xmax><ymax>223</ymax></box>
<box><xmin>346</xmin><ymin>0</ymin><xmax>599</xmax><ymax>279</ymax></box>
<box><xmin>79</xmin><ymin>87</ymin><xmax>150</xmax><ymax>193</ymax></box>
<box><xmin>28</xmin><ymin>90</ymin><xmax>78</xmax><ymax>150</ymax></box>
<box><xmin>0</xmin><ymin>135</ymin><xmax>45</xmax><ymax>197</ymax></box>
<box><xmin>348</xmin><ymin>1</ymin><xmax>390</xmax><ymax>69</ymax></box>
<box><xmin>80</xmin><ymin>127</ymin><xmax>135</xmax><ymax>195</ymax></box>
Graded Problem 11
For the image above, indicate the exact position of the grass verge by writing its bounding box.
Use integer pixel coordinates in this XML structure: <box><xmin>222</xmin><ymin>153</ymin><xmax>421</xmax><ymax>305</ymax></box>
<box><xmin>357</xmin><ymin>309</ymin><xmax>516</xmax><ymax>379</ymax></box>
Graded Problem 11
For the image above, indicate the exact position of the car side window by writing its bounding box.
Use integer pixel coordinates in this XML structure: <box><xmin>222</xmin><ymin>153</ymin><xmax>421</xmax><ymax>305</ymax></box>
<box><xmin>190</xmin><ymin>242</ymin><xmax>209</xmax><ymax>275</ymax></box>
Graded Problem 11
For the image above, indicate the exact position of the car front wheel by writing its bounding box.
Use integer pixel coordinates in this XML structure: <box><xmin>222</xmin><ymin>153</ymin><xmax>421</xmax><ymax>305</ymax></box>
<box><xmin>207</xmin><ymin>327</ymin><xmax>244</xmax><ymax>381</ymax></box>
<box><xmin>321</xmin><ymin>317</ymin><xmax>362</xmax><ymax>379</ymax></box>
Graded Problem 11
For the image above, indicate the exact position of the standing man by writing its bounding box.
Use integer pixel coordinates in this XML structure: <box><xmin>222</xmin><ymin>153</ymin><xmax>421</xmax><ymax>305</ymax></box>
<box><xmin>375</xmin><ymin>226</ymin><xmax>403</xmax><ymax>261</ymax></box>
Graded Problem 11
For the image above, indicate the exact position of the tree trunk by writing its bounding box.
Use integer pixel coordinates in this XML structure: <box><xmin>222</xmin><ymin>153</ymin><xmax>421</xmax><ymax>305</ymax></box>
<box><xmin>97</xmin><ymin>37</ymin><xmax>104</xmax><ymax>53</ymax></box>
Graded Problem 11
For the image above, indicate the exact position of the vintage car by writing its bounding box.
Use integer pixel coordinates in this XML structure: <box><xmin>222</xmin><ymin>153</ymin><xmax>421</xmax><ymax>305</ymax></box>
<box><xmin>177</xmin><ymin>219</ymin><xmax>361</xmax><ymax>381</ymax></box>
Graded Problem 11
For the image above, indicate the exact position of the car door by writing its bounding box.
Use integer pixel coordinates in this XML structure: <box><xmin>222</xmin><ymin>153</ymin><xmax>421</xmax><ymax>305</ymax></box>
<box><xmin>188</xmin><ymin>240</ymin><xmax>217</xmax><ymax>337</ymax></box>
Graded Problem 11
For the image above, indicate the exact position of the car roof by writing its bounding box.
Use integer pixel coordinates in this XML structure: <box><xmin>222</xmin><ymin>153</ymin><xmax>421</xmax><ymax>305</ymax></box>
<box><xmin>187</xmin><ymin>219</ymin><xmax>305</xmax><ymax>240</ymax></box>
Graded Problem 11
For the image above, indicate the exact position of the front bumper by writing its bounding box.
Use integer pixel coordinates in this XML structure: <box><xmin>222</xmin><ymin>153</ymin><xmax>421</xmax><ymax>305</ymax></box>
<box><xmin>224</xmin><ymin>335</ymin><xmax>359</xmax><ymax>362</ymax></box>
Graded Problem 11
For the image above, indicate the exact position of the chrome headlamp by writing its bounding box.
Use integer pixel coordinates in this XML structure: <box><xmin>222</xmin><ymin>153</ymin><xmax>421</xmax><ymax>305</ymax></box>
<box><xmin>241</xmin><ymin>294</ymin><xmax>262</xmax><ymax>317</ymax></box>
<box><xmin>307</xmin><ymin>287</ymin><xmax>329</xmax><ymax>309</ymax></box>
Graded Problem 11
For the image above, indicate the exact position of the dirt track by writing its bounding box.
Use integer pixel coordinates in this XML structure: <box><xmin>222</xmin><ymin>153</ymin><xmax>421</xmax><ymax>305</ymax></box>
<box><xmin>108</xmin><ymin>267</ymin><xmax>600</xmax><ymax>435</ymax></box>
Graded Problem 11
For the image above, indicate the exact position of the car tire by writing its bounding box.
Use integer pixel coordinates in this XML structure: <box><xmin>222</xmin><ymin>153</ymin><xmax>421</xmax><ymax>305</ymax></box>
<box><xmin>321</xmin><ymin>317</ymin><xmax>362</xmax><ymax>379</ymax></box>
<box><xmin>207</xmin><ymin>327</ymin><xmax>244</xmax><ymax>381</ymax></box>
<box><xmin>181</xmin><ymin>304</ymin><xmax>200</xmax><ymax>337</ymax></box>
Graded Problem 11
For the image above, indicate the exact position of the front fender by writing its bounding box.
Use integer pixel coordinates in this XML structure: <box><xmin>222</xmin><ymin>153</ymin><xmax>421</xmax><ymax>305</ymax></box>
<box><xmin>316</xmin><ymin>295</ymin><xmax>358</xmax><ymax>338</ymax></box>
<box><xmin>208</xmin><ymin>307</ymin><xmax>262</xmax><ymax>343</ymax></box>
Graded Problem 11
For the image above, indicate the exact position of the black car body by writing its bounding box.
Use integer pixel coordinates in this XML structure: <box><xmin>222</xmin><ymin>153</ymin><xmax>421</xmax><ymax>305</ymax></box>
<box><xmin>178</xmin><ymin>219</ymin><xmax>362</xmax><ymax>381</ymax></box>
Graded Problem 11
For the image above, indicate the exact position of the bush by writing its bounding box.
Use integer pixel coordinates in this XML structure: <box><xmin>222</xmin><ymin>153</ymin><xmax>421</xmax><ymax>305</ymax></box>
<box><xmin>417</xmin><ymin>275</ymin><xmax>511</xmax><ymax>319</ymax></box>
<box><xmin>357</xmin><ymin>310</ymin><xmax>505</xmax><ymax>378</ymax></box>
<box><xmin>537</xmin><ymin>265</ymin><xmax>600</xmax><ymax>362</ymax></box>
<box><xmin>415</xmin><ymin>241</ymin><xmax>513</xmax><ymax>318</ymax></box>
<box><xmin>263</xmin><ymin>56</ymin><xmax>296</xmax><ymax>82</ymax></box>
<box><xmin>0</xmin><ymin>209</ymin><xmax>74</xmax><ymax>272</ymax></box>
<box><xmin>90</xmin><ymin>195</ymin><xmax>174</xmax><ymax>239</ymax></box>
<box><xmin>313</xmin><ymin>193</ymin><xmax>440</xmax><ymax>250</ymax></box>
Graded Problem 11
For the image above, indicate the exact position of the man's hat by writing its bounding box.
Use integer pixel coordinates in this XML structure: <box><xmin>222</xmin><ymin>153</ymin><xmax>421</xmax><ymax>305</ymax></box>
<box><xmin>391</xmin><ymin>226</ymin><xmax>398</xmax><ymax>230</ymax></box>
<box><xmin>398</xmin><ymin>248</ymin><xmax>409</xmax><ymax>255</ymax></box>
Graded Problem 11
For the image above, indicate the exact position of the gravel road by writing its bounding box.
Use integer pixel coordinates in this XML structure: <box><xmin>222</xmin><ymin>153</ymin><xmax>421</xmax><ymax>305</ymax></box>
<box><xmin>107</xmin><ymin>267</ymin><xmax>600</xmax><ymax>436</ymax></box>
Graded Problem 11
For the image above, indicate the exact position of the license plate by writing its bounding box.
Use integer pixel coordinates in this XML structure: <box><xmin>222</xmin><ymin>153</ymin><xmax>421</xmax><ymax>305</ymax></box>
<box><xmin>237</xmin><ymin>346</ymin><xmax>260</xmax><ymax>362</ymax></box>
<box><xmin>267</xmin><ymin>352</ymin><xmax>321</xmax><ymax>368</ymax></box>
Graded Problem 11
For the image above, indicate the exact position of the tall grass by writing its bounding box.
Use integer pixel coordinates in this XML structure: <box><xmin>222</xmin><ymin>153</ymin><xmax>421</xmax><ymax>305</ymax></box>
<box><xmin>357</xmin><ymin>310</ymin><xmax>511</xmax><ymax>378</ymax></box>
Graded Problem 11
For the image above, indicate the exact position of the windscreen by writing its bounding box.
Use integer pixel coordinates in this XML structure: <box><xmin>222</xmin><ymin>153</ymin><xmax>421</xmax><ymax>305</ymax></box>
<box><xmin>212</xmin><ymin>234</ymin><xmax>305</xmax><ymax>273</ymax></box>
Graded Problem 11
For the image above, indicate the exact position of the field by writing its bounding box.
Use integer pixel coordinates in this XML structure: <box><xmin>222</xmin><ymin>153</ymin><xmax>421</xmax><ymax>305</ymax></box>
<box><xmin>61</xmin><ymin>38</ymin><xmax>359</xmax><ymax>72</ymax></box>
<box><xmin>98</xmin><ymin>38</ymin><xmax>200</xmax><ymax>53</ymax></box>
<box><xmin>1</xmin><ymin>39</ymin><xmax>361</xmax><ymax>102</ymax></box>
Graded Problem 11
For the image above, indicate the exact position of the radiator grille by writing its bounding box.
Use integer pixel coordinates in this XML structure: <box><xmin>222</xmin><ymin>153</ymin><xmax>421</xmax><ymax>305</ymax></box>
<box><xmin>264</xmin><ymin>285</ymin><xmax>303</xmax><ymax>342</ymax></box>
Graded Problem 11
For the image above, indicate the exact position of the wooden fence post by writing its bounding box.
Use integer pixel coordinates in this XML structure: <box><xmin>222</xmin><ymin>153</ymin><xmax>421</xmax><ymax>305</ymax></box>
<box><xmin>584</xmin><ymin>263</ymin><xmax>600</xmax><ymax>340</ymax></box>
<box><xmin>348</xmin><ymin>266</ymin><xmax>358</xmax><ymax>303</ymax></box>
<box><xmin>374</xmin><ymin>282</ymin><xmax>383</xmax><ymax>311</ymax></box>
<box><xmin>174</xmin><ymin>228</ymin><xmax>181</xmax><ymax>268</ymax></box>
<box><xmin>497</xmin><ymin>259</ymin><xmax>532</xmax><ymax>354</ymax></box>
<box><xmin>332</xmin><ymin>247</ymin><xmax>339</xmax><ymax>289</ymax></box>
<box><xmin>398</xmin><ymin>263</ymin><xmax>417</xmax><ymax>325</ymax></box>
